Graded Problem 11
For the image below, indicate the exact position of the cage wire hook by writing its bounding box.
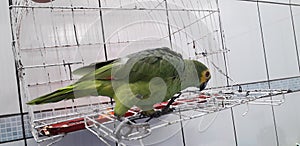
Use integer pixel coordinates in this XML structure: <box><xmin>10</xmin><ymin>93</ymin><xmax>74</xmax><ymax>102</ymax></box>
<box><xmin>248</xmin><ymin>90</ymin><xmax>287</xmax><ymax>106</ymax></box>
<box><xmin>242</xmin><ymin>103</ymin><xmax>249</xmax><ymax>117</ymax></box>
<box><xmin>198</xmin><ymin>110</ymin><xmax>220</xmax><ymax>133</ymax></box>
<box><xmin>209</xmin><ymin>60</ymin><xmax>239</xmax><ymax>89</ymax></box>
<box><xmin>139</xmin><ymin>139</ymin><xmax>145</xmax><ymax>146</ymax></box>
<box><xmin>272</xmin><ymin>91</ymin><xmax>286</xmax><ymax>106</ymax></box>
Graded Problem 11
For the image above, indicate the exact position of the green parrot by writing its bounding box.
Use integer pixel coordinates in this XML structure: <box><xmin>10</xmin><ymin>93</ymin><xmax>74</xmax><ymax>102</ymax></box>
<box><xmin>27</xmin><ymin>47</ymin><xmax>211</xmax><ymax>117</ymax></box>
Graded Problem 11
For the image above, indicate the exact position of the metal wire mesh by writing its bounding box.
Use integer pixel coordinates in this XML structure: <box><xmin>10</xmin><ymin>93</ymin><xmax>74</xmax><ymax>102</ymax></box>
<box><xmin>9</xmin><ymin>0</ymin><xmax>229</xmax><ymax>143</ymax></box>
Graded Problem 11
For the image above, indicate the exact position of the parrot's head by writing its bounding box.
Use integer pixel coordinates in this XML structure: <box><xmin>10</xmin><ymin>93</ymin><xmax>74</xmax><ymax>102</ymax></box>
<box><xmin>188</xmin><ymin>60</ymin><xmax>211</xmax><ymax>91</ymax></box>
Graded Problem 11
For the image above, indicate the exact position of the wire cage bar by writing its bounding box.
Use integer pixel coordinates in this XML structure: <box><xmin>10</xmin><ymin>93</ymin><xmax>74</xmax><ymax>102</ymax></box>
<box><xmin>83</xmin><ymin>88</ymin><xmax>289</xmax><ymax>145</ymax></box>
<box><xmin>8</xmin><ymin>0</ymin><xmax>291</xmax><ymax>145</ymax></box>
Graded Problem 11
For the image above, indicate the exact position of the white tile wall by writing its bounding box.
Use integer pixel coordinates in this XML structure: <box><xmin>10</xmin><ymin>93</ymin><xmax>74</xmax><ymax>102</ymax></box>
<box><xmin>219</xmin><ymin>0</ymin><xmax>268</xmax><ymax>84</ymax></box>
<box><xmin>219</xmin><ymin>1</ymin><xmax>300</xmax><ymax>146</ymax></box>
<box><xmin>274</xmin><ymin>92</ymin><xmax>300</xmax><ymax>146</ymax></box>
<box><xmin>233</xmin><ymin>104</ymin><xmax>278</xmax><ymax>146</ymax></box>
<box><xmin>0</xmin><ymin>0</ymin><xmax>20</xmax><ymax>115</ymax></box>
<box><xmin>291</xmin><ymin>4</ymin><xmax>300</xmax><ymax>68</ymax></box>
<box><xmin>292</xmin><ymin>0</ymin><xmax>300</xmax><ymax>5</ymax></box>
<box><xmin>183</xmin><ymin>109</ymin><xmax>236</xmax><ymax>146</ymax></box>
<box><xmin>259</xmin><ymin>3</ymin><xmax>299</xmax><ymax>79</ymax></box>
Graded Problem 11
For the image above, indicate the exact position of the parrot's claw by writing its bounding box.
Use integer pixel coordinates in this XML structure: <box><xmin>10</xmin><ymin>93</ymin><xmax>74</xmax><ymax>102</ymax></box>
<box><xmin>162</xmin><ymin>107</ymin><xmax>175</xmax><ymax>114</ymax></box>
<box><xmin>153</xmin><ymin>107</ymin><xmax>175</xmax><ymax>117</ymax></box>
<box><xmin>145</xmin><ymin>107</ymin><xmax>175</xmax><ymax>122</ymax></box>
<box><xmin>114</xmin><ymin>118</ymin><xmax>151</xmax><ymax>140</ymax></box>
<box><xmin>140</xmin><ymin>110</ymin><xmax>156</xmax><ymax>117</ymax></box>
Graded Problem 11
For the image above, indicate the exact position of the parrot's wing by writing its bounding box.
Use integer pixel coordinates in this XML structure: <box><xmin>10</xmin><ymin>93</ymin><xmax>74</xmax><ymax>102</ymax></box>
<box><xmin>76</xmin><ymin>47</ymin><xmax>184</xmax><ymax>83</ymax></box>
<box><xmin>27</xmin><ymin>47</ymin><xmax>184</xmax><ymax>108</ymax></box>
<box><xmin>75</xmin><ymin>63</ymin><xmax>118</xmax><ymax>83</ymax></box>
<box><xmin>73</xmin><ymin>59</ymin><xmax>116</xmax><ymax>76</ymax></box>
<box><xmin>123</xmin><ymin>47</ymin><xmax>185</xmax><ymax>82</ymax></box>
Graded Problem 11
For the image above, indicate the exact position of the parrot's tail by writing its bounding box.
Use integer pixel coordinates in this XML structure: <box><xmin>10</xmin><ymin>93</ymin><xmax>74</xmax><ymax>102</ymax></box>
<box><xmin>26</xmin><ymin>86</ymin><xmax>75</xmax><ymax>105</ymax></box>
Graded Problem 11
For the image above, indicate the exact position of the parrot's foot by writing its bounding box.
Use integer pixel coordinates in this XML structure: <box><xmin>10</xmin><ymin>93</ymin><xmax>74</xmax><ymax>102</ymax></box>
<box><xmin>153</xmin><ymin>107</ymin><xmax>175</xmax><ymax>117</ymax></box>
<box><xmin>114</xmin><ymin>118</ymin><xmax>151</xmax><ymax>140</ymax></box>
<box><xmin>140</xmin><ymin>110</ymin><xmax>156</xmax><ymax>117</ymax></box>
<box><xmin>145</xmin><ymin>107</ymin><xmax>175</xmax><ymax>122</ymax></box>
<box><xmin>114</xmin><ymin>115</ymin><xmax>137</xmax><ymax>125</ymax></box>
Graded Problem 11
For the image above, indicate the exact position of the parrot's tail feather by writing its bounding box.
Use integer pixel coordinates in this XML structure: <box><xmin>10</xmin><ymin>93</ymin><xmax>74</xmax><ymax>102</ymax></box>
<box><xmin>26</xmin><ymin>86</ymin><xmax>74</xmax><ymax>105</ymax></box>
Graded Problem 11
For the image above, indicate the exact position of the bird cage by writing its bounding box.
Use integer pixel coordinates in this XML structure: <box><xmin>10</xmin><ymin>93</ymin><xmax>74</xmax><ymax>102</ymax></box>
<box><xmin>8</xmin><ymin>0</ymin><xmax>289</xmax><ymax>145</ymax></box>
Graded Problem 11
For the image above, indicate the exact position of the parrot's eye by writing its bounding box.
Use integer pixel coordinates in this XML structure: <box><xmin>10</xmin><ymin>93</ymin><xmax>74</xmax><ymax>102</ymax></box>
<box><xmin>205</xmin><ymin>71</ymin><xmax>210</xmax><ymax>78</ymax></box>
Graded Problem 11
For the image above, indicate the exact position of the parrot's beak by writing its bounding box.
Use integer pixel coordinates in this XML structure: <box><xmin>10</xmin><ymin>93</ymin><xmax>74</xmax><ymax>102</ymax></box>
<box><xmin>199</xmin><ymin>81</ymin><xmax>208</xmax><ymax>91</ymax></box>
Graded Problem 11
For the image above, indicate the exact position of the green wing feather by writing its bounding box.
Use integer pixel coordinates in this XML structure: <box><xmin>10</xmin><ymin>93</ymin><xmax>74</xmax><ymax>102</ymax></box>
<box><xmin>117</xmin><ymin>47</ymin><xmax>184</xmax><ymax>82</ymax></box>
<box><xmin>72</xmin><ymin>59</ymin><xmax>116</xmax><ymax>76</ymax></box>
<box><xmin>27</xmin><ymin>86</ymin><xmax>74</xmax><ymax>105</ymax></box>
